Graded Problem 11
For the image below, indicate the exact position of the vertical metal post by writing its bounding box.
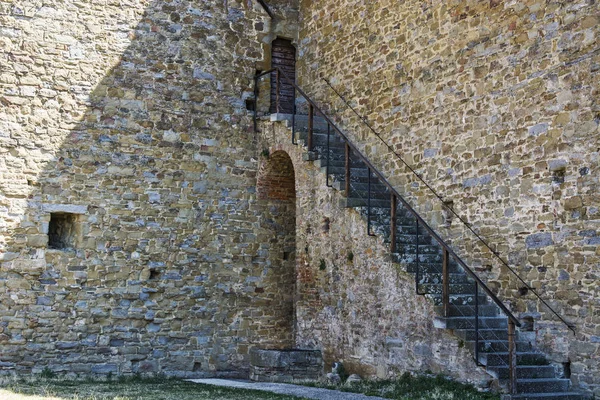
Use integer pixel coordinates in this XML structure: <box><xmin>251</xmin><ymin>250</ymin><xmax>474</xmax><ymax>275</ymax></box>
<box><xmin>508</xmin><ymin>321</ymin><xmax>517</xmax><ymax>395</ymax></box>
<box><xmin>345</xmin><ymin>142</ymin><xmax>351</xmax><ymax>195</ymax></box>
<box><xmin>253</xmin><ymin>76</ymin><xmax>258</xmax><ymax>133</ymax></box>
<box><xmin>415</xmin><ymin>217</ymin><xmax>421</xmax><ymax>294</ymax></box>
<box><xmin>367</xmin><ymin>168</ymin><xmax>372</xmax><ymax>235</ymax></box>
<box><xmin>442</xmin><ymin>248</ymin><xmax>450</xmax><ymax>318</ymax></box>
<box><xmin>292</xmin><ymin>86</ymin><xmax>297</xmax><ymax>145</ymax></box>
<box><xmin>390</xmin><ymin>194</ymin><xmax>397</xmax><ymax>253</ymax></box>
<box><xmin>276</xmin><ymin>68</ymin><xmax>281</xmax><ymax>114</ymax></box>
<box><xmin>308</xmin><ymin>104</ymin><xmax>314</xmax><ymax>152</ymax></box>
<box><xmin>326</xmin><ymin>123</ymin><xmax>331</xmax><ymax>187</ymax></box>
<box><xmin>475</xmin><ymin>282</ymin><xmax>480</xmax><ymax>366</ymax></box>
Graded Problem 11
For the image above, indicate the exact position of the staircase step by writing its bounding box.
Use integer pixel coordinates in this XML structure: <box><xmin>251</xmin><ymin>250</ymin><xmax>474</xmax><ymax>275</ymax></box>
<box><xmin>507</xmin><ymin>392</ymin><xmax>589</xmax><ymax>400</ymax></box>
<box><xmin>316</xmin><ymin>154</ymin><xmax>367</xmax><ymax>168</ymax></box>
<box><xmin>396</xmin><ymin>243</ymin><xmax>443</xmax><ymax>255</ymax></box>
<box><xmin>478</xmin><ymin>352</ymin><xmax>549</xmax><ymax>367</ymax></box>
<box><xmin>419</xmin><ymin>283</ymin><xmax>478</xmax><ymax>295</ymax></box>
<box><xmin>342</xmin><ymin>197</ymin><xmax>391</xmax><ymax>209</ymax></box>
<box><xmin>435</xmin><ymin>304</ymin><xmax>499</xmax><ymax>317</ymax></box>
<box><xmin>516</xmin><ymin>379</ymin><xmax>571</xmax><ymax>393</ymax></box>
<box><xmin>420</xmin><ymin>273</ymin><xmax>471</xmax><ymax>285</ymax></box>
<box><xmin>487</xmin><ymin>365</ymin><xmax>557</xmax><ymax>380</ymax></box>
<box><xmin>346</xmin><ymin>189</ymin><xmax>392</xmax><ymax>201</ymax></box>
<box><xmin>442</xmin><ymin>316</ymin><xmax>508</xmax><ymax>330</ymax></box>
<box><xmin>395</xmin><ymin>234</ymin><xmax>435</xmax><ymax>245</ymax></box>
<box><xmin>466</xmin><ymin>339</ymin><xmax>533</xmax><ymax>353</ymax></box>
<box><xmin>455</xmin><ymin>328</ymin><xmax>508</xmax><ymax>341</ymax></box>
<box><xmin>394</xmin><ymin>252</ymin><xmax>444</xmax><ymax>264</ymax></box>
<box><xmin>427</xmin><ymin>293</ymin><xmax>489</xmax><ymax>307</ymax></box>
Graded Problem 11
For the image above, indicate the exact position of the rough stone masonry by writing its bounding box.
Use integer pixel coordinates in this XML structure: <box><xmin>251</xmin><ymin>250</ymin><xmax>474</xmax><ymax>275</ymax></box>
<box><xmin>0</xmin><ymin>0</ymin><xmax>598</xmax><ymax>398</ymax></box>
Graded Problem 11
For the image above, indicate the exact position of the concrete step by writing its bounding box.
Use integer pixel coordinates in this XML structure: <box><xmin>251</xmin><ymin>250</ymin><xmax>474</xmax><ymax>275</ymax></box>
<box><xmin>478</xmin><ymin>352</ymin><xmax>548</xmax><ymax>367</ymax></box>
<box><xmin>487</xmin><ymin>365</ymin><xmax>557</xmax><ymax>380</ymax></box>
<box><xmin>516</xmin><ymin>379</ymin><xmax>571</xmax><ymax>393</ymax></box>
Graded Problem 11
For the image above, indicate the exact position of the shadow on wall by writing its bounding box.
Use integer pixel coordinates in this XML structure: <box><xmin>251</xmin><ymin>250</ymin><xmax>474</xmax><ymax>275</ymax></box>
<box><xmin>0</xmin><ymin>0</ymin><xmax>292</xmax><ymax>377</ymax></box>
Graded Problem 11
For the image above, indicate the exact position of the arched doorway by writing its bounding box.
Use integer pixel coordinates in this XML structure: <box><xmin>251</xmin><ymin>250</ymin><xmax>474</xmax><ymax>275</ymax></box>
<box><xmin>270</xmin><ymin>38</ymin><xmax>296</xmax><ymax>114</ymax></box>
<box><xmin>255</xmin><ymin>150</ymin><xmax>296</xmax><ymax>348</ymax></box>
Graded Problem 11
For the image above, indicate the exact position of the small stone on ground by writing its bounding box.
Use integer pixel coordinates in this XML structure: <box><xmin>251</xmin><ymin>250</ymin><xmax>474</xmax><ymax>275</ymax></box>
<box><xmin>188</xmin><ymin>379</ymin><xmax>386</xmax><ymax>400</ymax></box>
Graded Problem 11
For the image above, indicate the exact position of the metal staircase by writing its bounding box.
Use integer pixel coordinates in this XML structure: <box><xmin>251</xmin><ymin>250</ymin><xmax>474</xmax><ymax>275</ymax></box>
<box><xmin>254</xmin><ymin>68</ymin><xmax>589</xmax><ymax>400</ymax></box>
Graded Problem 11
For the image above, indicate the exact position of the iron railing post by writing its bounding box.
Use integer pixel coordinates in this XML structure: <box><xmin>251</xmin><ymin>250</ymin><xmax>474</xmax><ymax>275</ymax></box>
<box><xmin>292</xmin><ymin>86</ymin><xmax>297</xmax><ymax>145</ymax></box>
<box><xmin>276</xmin><ymin>68</ymin><xmax>281</xmax><ymax>114</ymax></box>
<box><xmin>326</xmin><ymin>123</ymin><xmax>331</xmax><ymax>187</ymax></box>
<box><xmin>308</xmin><ymin>104</ymin><xmax>314</xmax><ymax>152</ymax></box>
<box><xmin>390</xmin><ymin>194</ymin><xmax>397</xmax><ymax>253</ymax></box>
<box><xmin>367</xmin><ymin>168</ymin><xmax>372</xmax><ymax>235</ymax></box>
<box><xmin>415</xmin><ymin>217</ymin><xmax>421</xmax><ymax>294</ymax></box>
<box><xmin>508</xmin><ymin>321</ymin><xmax>517</xmax><ymax>395</ymax></box>
<box><xmin>345</xmin><ymin>142</ymin><xmax>350</xmax><ymax>195</ymax></box>
<box><xmin>475</xmin><ymin>282</ymin><xmax>480</xmax><ymax>365</ymax></box>
<box><xmin>442</xmin><ymin>248</ymin><xmax>450</xmax><ymax>318</ymax></box>
<box><xmin>253</xmin><ymin>76</ymin><xmax>258</xmax><ymax>133</ymax></box>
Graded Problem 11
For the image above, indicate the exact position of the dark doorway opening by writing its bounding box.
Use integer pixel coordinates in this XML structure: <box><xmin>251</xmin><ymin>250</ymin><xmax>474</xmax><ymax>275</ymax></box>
<box><xmin>270</xmin><ymin>38</ymin><xmax>296</xmax><ymax>114</ymax></box>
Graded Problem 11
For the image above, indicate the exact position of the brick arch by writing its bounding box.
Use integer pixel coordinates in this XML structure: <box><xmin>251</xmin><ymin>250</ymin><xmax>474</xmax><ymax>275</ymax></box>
<box><xmin>254</xmin><ymin>149</ymin><xmax>297</xmax><ymax>349</ymax></box>
<box><xmin>257</xmin><ymin>150</ymin><xmax>296</xmax><ymax>201</ymax></box>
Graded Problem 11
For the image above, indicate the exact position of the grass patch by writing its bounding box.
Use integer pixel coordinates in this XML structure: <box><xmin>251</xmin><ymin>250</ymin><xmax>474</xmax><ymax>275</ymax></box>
<box><xmin>307</xmin><ymin>372</ymin><xmax>500</xmax><ymax>400</ymax></box>
<box><xmin>0</xmin><ymin>375</ymin><xmax>305</xmax><ymax>400</ymax></box>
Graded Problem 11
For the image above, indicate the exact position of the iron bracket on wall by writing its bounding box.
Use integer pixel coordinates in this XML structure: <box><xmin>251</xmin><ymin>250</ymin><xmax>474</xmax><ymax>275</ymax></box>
<box><xmin>255</xmin><ymin>0</ymin><xmax>274</xmax><ymax>18</ymax></box>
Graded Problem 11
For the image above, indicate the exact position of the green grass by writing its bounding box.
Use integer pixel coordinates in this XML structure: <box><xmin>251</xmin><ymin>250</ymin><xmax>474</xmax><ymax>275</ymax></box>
<box><xmin>306</xmin><ymin>373</ymin><xmax>500</xmax><ymax>400</ymax></box>
<box><xmin>0</xmin><ymin>375</ymin><xmax>305</xmax><ymax>400</ymax></box>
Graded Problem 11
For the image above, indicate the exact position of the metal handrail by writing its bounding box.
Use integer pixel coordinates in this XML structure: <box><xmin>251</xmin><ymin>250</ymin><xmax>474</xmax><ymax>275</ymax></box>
<box><xmin>254</xmin><ymin>67</ymin><xmax>521</xmax><ymax>328</ymax></box>
<box><xmin>320</xmin><ymin>76</ymin><xmax>575</xmax><ymax>333</ymax></box>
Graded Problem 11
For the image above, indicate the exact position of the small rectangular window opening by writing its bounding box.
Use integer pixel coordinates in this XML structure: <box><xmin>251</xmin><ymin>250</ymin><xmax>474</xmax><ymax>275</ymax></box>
<box><xmin>48</xmin><ymin>213</ymin><xmax>78</xmax><ymax>250</ymax></box>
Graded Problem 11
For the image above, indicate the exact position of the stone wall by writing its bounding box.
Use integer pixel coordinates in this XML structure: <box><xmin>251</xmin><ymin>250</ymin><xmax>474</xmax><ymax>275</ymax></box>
<box><xmin>257</xmin><ymin>120</ymin><xmax>492</xmax><ymax>387</ymax></box>
<box><xmin>297</xmin><ymin>0</ymin><xmax>599</xmax><ymax>395</ymax></box>
<box><xmin>0</xmin><ymin>0</ymin><xmax>298</xmax><ymax>377</ymax></box>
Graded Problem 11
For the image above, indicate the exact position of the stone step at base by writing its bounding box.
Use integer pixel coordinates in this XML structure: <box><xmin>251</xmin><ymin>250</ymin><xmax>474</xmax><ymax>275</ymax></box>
<box><xmin>503</xmin><ymin>392</ymin><xmax>590</xmax><ymax>400</ymax></box>
<box><xmin>488</xmin><ymin>365</ymin><xmax>557</xmax><ymax>380</ymax></box>
<box><xmin>516</xmin><ymin>379</ymin><xmax>571</xmax><ymax>393</ymax></box>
